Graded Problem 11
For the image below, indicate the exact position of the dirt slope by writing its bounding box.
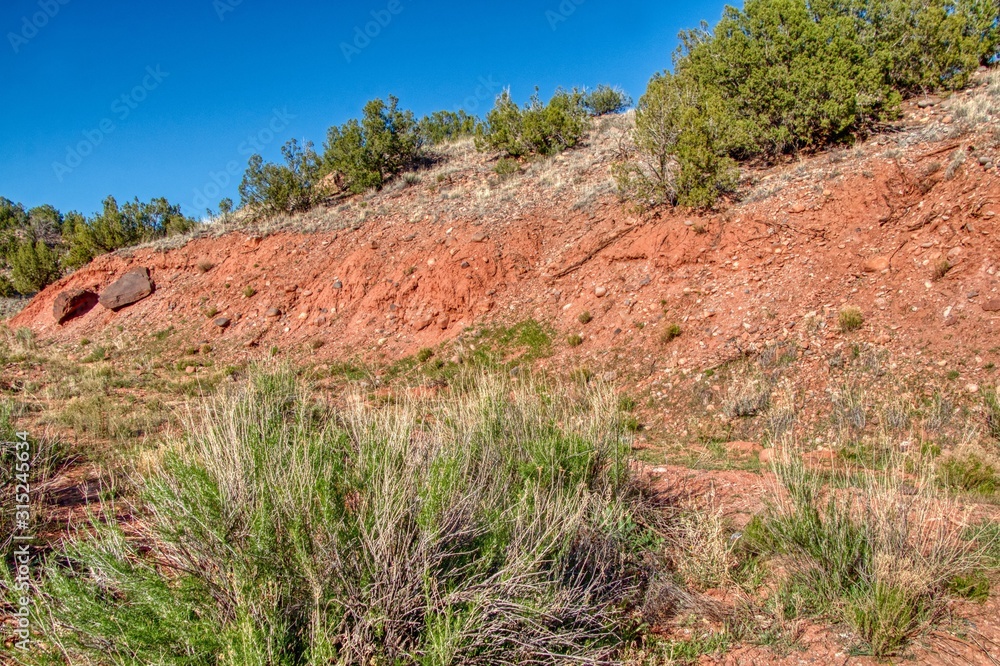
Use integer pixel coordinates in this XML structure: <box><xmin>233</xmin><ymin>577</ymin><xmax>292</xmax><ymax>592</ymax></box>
<box><xmin>12</xmin><ymin>136</ymin><xmax>1000</xmax><ymax>375</ymax></box>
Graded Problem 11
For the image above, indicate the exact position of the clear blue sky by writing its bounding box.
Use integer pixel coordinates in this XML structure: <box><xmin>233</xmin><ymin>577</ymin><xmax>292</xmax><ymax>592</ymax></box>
<box><xmin>1</xmin><ymin>0</ymin><xmax>721</xmax><ymax>219</ymax></box>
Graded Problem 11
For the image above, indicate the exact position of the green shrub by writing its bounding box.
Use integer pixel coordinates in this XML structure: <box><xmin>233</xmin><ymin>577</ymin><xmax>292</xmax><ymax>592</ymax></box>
<box><xmin>238</xmin><ymin>139</ymin><xmax>321</xmax><ymax>220</ymax></box>
<box><xmin>493</xmin><ymin>157</ymin><xmax>520</xmax><ymax>177</ymax></box>
<box><xmin>613</xmin><ymin>72</ymin><xmax>737</xmax><ymax>208</ymax></box>
<box><xmin>582</xmin><ymin>84</ymin><xmax>632</xmax><ymax>116</ymax></box>
<box><xmin>62</xmin><ymin>196</ymin><xmax>197</xmax><ymax>270</ymax></box>
<box><xmin>477</xmin><ymin>88</ymin><xmax>588</xmax><ymax>158</ymax></box>
<box><xmin>418</xmin><ymin>109</ymin><xmax>478</xmax><ymax>145</ymax></box>
<box><xmin>857</xmin><ymin>0</ymin><xmax>1000</xmax><ymax>94</ymax></box>
<box><xmin>11</xmin><ymin>240</ymin><xmax>60</xmax><ymax>293</ymax></box>
<box><xmin>323</xmin><ymin>95</ymin><xmax>422</xmax><ymax>194</ymax></box>
<box><xmin>617</xmin><ymin>0</ymin><xmax>1000</xmax><ymax>210</ymax></box>
<box><xmin>567</xmin><ymin>333</ymin><xmax>584</xmax><ymax>347</ymax></box>
<box><xmin>27</xmin><ymin>369</ymin><xmax>658</xmax><ymax>664</ymax></box>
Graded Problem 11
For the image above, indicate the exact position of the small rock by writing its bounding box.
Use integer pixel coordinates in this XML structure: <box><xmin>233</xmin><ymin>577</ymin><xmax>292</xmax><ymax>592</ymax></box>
<box><xmin>729</xmin><ymin>441</ymin><xmax>763</xmax><ymax>456</ymax></box>
<box><xmin>283</xmin><ymin>285</ymin><xmax>298</xmax><ymax>293</ymax></box>
<box><xmin>788</xmin><ymin>203</ymin><xmax>805</xmax><ymax>214</ymax></box>
<box><xmin>265</xmin><ymin>307</ymin><xmax>282</xmax><ymax>317</ymax></box>
<box><xmin>471</xmin><ymin>232</ymin><xmax>488</xmax><ymax>243</ymax></box>
<box><xmin>369</xmin><ymin>240</ymin><xmax>379</xmax><ymax>250</ymax></box>
<box><xmin>967</xmin><ymin>383</ymin><xmax>980</xmax><ymax>393</ymax></box>
<box><xmin>595</xmin><ymin>286</ymin><xmax>607</xmax><ymax>297</ymax></box>
<box><xmin>862</xmin><ymin>256</ymin><xmax>890</xmax><ymax>273</ymax></box>
<box><xmin>982</xmin><ymin>299</ymin><xmax>1000</xmax><ymax>312</ymax></box>
<box><xmin>917</xmin><ymin>99</ymin><xmax>936</xmax><ymax>108</ymax></box>
<box><xmin>332</xmin><ymin>280</ymin><xmax>343</xmax><ymax>290</ymax></box>
<box><xmin>802</xmin><ymin>449</ymin><xmax>837</xmax><ymax>466</ymax></box>
<box><xmin>460</xmin><ymin>260</ymin><xmax>470</xmax><ymax>268</ymax></box>
<box><xmin>185</xmin><ymin>366</ymin><xmax>196</xmax><ymax>374</ymax></box>
<box><xmin>214</xmin><ymin>317</ymin><xmax>231</xmax><ymax>328</ymax></box>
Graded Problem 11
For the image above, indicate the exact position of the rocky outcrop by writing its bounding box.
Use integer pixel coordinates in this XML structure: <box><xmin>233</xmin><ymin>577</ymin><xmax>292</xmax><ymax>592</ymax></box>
<box><xmin>99</xmin><ymin>267</ymin><xmax>154</xmax><ymax>311</ymax></box>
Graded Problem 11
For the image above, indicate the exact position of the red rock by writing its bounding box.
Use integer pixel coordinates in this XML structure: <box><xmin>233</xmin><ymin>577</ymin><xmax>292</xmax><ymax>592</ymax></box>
<box><xmin>53</xmin><ymin>289</ymin><xmax>98</xmax><ymax>324</ymax></box>
<box><xmin>99</xmin><ymin>267</ymin><xmax>154</xmax><ymax>311</ymax></box>
<box><xmin>728</xmin><ymin>441</ymin><xmax>763</xmax><ymax>456</ymax></box>
<box><xmin>802</xmin><ymin>449</ymin><xmax>838</xmax><ymax>466</ymax></box>
<box><xmin>982</xmin><ymin>299</ymin><xmax>1000</xmax><ymax>312</ymax></box>
<box><xmin>862</xmin><ymin>256</ymin><xmax>890</xmax><ymax>272</ymax></box>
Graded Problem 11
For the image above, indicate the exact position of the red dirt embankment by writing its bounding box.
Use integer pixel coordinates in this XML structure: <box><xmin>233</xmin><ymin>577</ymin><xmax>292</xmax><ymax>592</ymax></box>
<box><xmin>12</xmin><ymin>148</ymin><xmax>1000</xmax><ymax>376</ymax></box>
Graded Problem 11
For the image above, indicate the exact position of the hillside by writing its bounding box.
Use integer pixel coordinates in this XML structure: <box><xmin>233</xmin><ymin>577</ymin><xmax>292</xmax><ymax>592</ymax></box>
<box><xmin>4</xmin><ymin>69</ymin><xmax>1000</xmax><ymax>664</ymax></box>
<box><xmin>11</xmin><ymin>71</ymin><xmax>1000</xmax><ymax>435</ymax></box>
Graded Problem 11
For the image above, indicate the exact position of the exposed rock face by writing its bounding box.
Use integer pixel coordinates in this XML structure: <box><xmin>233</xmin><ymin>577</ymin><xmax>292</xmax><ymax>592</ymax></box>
<box><xmin>99</xmin><ymin>267</ymin><xmax>154</xmax><ymax>311</ymax></box>
<box><xmin>53</xmin><ymin>289</ymin><xmax>98</xmax><ymax>324</ymax></box>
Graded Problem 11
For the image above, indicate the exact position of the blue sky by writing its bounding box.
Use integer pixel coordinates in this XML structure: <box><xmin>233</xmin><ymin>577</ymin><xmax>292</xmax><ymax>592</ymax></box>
<box><xmin>0</xmin><ymin>0</ymin><xmax>721</xmax><ymax>219</ymax></box>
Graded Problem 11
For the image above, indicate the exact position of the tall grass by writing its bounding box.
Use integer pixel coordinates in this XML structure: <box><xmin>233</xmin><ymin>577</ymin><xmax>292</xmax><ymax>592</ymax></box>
<box><xmin>744</xmin><ymin>451</ymin><xmax>989</xmax><ymax>658</ymax></box>
<box><xmin>0</xmin><ymin>398</ymin><xmax>72</xmax><ymax>552</ymax></box>
<box><xmin>26</xmin><ymin>368</ymin><xmax>660</xmax><ymax>664</ymax></box>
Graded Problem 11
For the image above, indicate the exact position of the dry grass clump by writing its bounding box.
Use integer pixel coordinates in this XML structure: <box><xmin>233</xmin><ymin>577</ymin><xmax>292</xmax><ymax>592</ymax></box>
<box><xmin>742</xmin><ymin>449</ymin><xmax>991</xmax><ymax>658</ymax></box>
<box><xmin>838</xmin><ymin>307</ymin><xmax>864</xmax><ymax>332</ymax></box>
<box><xmin>948</xmin><ymin>69</ymin><xmax>1000</xmax><ymax>134</ymax></box>
<box><xmin>23</xmin><ymin>367</ymin><xmax>664</xmax><ymax>664</ymax></box>
<box><xmin>670</xmin><ymin>501</ymin><xmax>737</xmax><ymax>591</ymax></box>
<box><xmin>722</xmin><ymin>373</ymin><xmax>771</xmax><ymax>419</ymax></box>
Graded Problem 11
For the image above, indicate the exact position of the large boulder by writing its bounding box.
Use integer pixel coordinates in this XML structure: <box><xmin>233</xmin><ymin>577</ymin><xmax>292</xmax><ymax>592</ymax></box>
<box><xmin>99</xmin><ymin>267</ymin><xmax>155</xmax><ymax>311</ymax></box>
<box><xmin>53</xmin><ymin>289</ymin><xmax>98</xmax><ymax>324</ymax></box>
